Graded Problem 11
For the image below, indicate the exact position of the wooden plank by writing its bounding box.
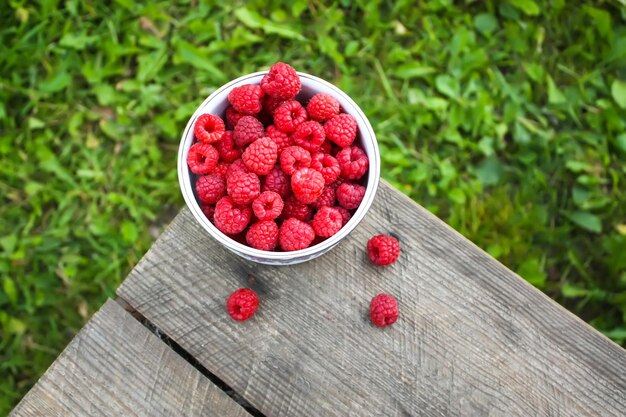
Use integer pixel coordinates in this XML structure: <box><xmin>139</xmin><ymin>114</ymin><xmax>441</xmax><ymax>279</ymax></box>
<box><xmin>10</xmin><ymin>299</ymin><xmax>250</xmax><ymax>417</ymax></box>
<box><xmin>117</xmin><ymin>180</ymin><xmax>626</xmax><ymax>417</ymax></box>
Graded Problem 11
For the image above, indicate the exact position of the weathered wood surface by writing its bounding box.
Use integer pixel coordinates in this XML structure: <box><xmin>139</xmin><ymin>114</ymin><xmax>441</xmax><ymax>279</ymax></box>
<box><xmin>117</xmin><ymin>180</ymin><xmax>626</xmax><ymax>417</ymax></box>
<box><xmin>10</xmin><ymin>299</ymin><xmax>250</xmax><ymax>417</ymax></box>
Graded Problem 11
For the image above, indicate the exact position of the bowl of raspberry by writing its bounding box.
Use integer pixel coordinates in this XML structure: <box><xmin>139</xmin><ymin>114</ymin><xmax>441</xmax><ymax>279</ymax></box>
<box><xmin>178</xmin><ymin>62</ymin><xmax>380</xmax><ymax>265</ymax></box>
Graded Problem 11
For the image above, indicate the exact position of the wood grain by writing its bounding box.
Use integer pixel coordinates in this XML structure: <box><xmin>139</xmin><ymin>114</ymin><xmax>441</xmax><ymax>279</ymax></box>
<box><xmin>10</xmin><ymin>299</ymin><xmax>250</xmax><ymax>417</ymax></box>
<box><xmin>117</xmin><ymin>180</ymin><xmax>626</xmax><ymax>417</ymax></box>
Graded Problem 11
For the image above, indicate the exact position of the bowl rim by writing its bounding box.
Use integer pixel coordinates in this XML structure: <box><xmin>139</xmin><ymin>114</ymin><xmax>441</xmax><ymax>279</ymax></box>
<box><xmin>177</xmin><ymin>70</ymin><xmax>380</xmax><ymax>260</ymax></box>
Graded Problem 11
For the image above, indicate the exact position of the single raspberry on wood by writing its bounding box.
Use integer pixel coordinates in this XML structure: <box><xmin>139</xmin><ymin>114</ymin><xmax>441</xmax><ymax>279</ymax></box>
<box><xmin>336</xmin><ymin>182</ymin><xmax>365</xmax><ymax>210</ymax></box>
<box><xmin>291</xmin><ymin>168</ymin><xmax>325</xmax><ymax>204</ymax></box>
<box><xmin>216</xmin><ymin>131</ymin><xmax>241</xmax><ymax>163</ymax></box>
<box><xmin>228</xmin><ymin>84</ymin><xmax>264</xmax><ymax>114</ymax></box>
<box><xmin>307</xmin><ymin>93</ymin><xmax>340</xmax><ymax>122</ymax></box>
<box><xmin>292</xmin><ymin>120</ymin><xmax>325</xmax><ymax>153</ymax></box>
<box><xmin>370</xmin><ymin>293</ymin><xmax>399</xmax><ymax>327</ymax></box>
<box><xmin>273</xmin><ymin>100</ymin><xmax>307</xmax><ymax>133</ymax></box>
<box><xmin>226</xmin><ymin>288</ymin><xmax>259</xmax><ymax>321</ymax></box>
<box><xmin>246</xmin><ymin>220</ymin><xmax>279</xmax><ymax>251</ymax></box>
<box><xmin>187</xmin><ymin>142</ymin><xmax>219</xmax><ymax>174</ymax></box>
<box><xmin>310</xmin><ymin>152</ymin><xmax>340</xmax><ymax>184</ymax></box>
<box><xmin>227</xmin><ymin>172</ymin><xmax>260</xmax><ymax>205</ymax></box>
<box><xmin>263</xmin><ymin>166</ymin><xmax>291</xmax><ymax>199</ymax></box>
<box><xmin>226</xmin><ymin>106</ymin><xmax>245</xmax><ymax>129</ymax></box>
<box><xmin>337</xmin><ymin>146</ymin><xmax>369</xmax><ymax>180</ymax></box>
<box><xmin>266</xmin><ymin>125</ymin><xmax>292</xmax><ymax>153</ymax></box>
<box><xmin>214</xmin><ymin>196</ymin><xmax>252</xmax><ymax>235</ymax></box>
<box><xmin>311</xmin><ymin>185</ymin><xmax>336</xmax><ymax>209</ymax></box>
<box><xmin>279</xmin><ymin>218</ymin><xmax>315</xmax><ymax>251</ymax></box>
<box><xmin>200</xmin><ymin>204</ymin><xmax>215</xmax><ymax>222</ymax></box>
<box><xmin>261</xmin><ymin>62</ymin><xmax>301</xmax><ymax>99</ymax></box>
<box><xmin>233</xmin><ymin>116</ymin><xmax>265</xmax><ymax>148</ymax></box>
<box><xmin>252</xmin><ymin>191</ymin><xmax>284</xmax><ymax>221</ymax></box>
<box><xmin>367</xmin><ymin>235</ymin><xmax>401</xmax><ymax>266</ymax></box>
<box><xmin>243</xmin><ymin>137</ymin><xmax>278</xmax><ymax>175</ymax></box>
<box><xmin>324</xmin><ymin>113</ymin><xmax>358</xmax><ymax>148</ymax></box>
<box><xmin>312</xmin><ymin>206</ymin><xmax>343</xmax><ymax>238</ymax></box>
<box><xmin>194</xmin><ymin>113</ymin><xmax>225</xmax><ymax>144</ymax></box>
<box><xmin>280</xmin><ymin>145</ymin><xmax>311</xmax><ymax>175</ymax></box>
<box><xmin>196</xmin><ymin>174</ymin><xmax>226</xmax><ymax>204</ymax></box>
<box><xmin>226</xmin><ymin>159</ymin><xmax>249</xmax><ymax>181</ymax></box>
<box><xmin>282</xmin><ymin>196</ymin><xmax>313</xmax><ymax>221</ymax></box>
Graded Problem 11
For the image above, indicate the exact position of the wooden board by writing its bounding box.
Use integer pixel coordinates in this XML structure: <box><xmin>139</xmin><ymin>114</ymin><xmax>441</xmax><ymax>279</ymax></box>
<box><xmin>10</xmin><ymin>299</ymin><xmax>250</xmax><ymax>417</ymax></box>
<box><xmin>117</xmin><ymin>180</ymin><xmax>626</xmax><ymax>417</ymax></box>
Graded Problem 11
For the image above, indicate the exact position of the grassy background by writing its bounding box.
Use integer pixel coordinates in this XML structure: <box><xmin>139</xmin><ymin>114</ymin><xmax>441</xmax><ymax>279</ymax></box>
<box><xmin>2</xmin><ymin>0</ymin><xmax>626</xmax><ymax>412</ymax></box>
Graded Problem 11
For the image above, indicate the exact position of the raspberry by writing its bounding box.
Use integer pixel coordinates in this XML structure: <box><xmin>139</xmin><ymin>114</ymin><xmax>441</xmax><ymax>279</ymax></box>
<box><xmin>337</xmin><ymin>146</ymin><xmax>369</xmax><ymax>180</ymax></box>
<box><xmin>214</xmin><ymin>196</ymin><xmax>252</xmax><ymax>235</ymax></box>
<box><xmin>369</xmin><ymin>293</ymin><xmax>399</xmax><ymax>327</ymax></box>
<box><xmin>228</xmin><ymin>84</ymin><xmax>264</xmax><ymax>114</ymax></box>
<box><xmin>194</xmin><ymin>113</ymin><xmax>225</xmax><ymax>144</ymax></box>
<box><xmin>307</xmin><ymin>93</ymin><xmax>340</xmax><ymax>122</ymax></box>
<box><xmin>200</xmin><ymin>204</ymin><xmax>215</xmax><ymax>222</ymax></box>
<box><xmin>279</xmin><ymin>145</ymin><xmax>311</xmax><ymax>175</ymax></box>
<box><xmin>310</xmin><ymin>152</ymin><xmax>340</xmax><ymax>184</ymax></box>
<box><xmin>336</xmin><ymin>182</ymin><xmax>365</xmax><ymax>210</ymax></box>
<box><xmin>226</xmin><ymin>106</ymin><xmax>246</xmax><ymax>130</ymax></box>
<box><xmin>291</xmin><ymin>168</ymin><xmax>325</xmax><ymax>204</ymax></box>
<box><xmin>335</xmin><ymin>206</ymin><xmax>351</xmax><ymax>225</ymax></box>
<box><xmin>226</xmin><ymin>288</ymin><xmax>259</xmax><ymax>321</ymax></box>
<box><xmin>266</xmin><ymin>125</ymin><xmax>292</xmax><ymax>153</ymax></box>
<box><xmin>263</xmin><ymin>166</ymin><xmax>291</xmax><ymax>199</ymax></box>
<box><xmin>261</xmin><ymin>62</ymin><xmax>301</xmax><ymax>99</ymax></box>
<box><xmin>215</xmin><ymin>131</ymin><xmax>241</xmax><ymax>163</ymax></box>
<box><xmin>279</xmin><ymin>218</ymin><xmax>315</xmax><ymax>251</ymax></box>
<box><xmin>367</xmin><ymin>235</ymin><xmax>401</xmax><ymax>266</ymax></box>
<box><xmin>246</xmin><ymin>220</ymin><xmax>279</xmax><ymax>250</ymax></box>
<box><xmin>227</xmin><ymin>172</ymin><xmax>260</xmax><ymax>205</ymax></box>
<box><xmin>291</xmin><ymin>120</ymin><xmax>325</xmax><ymax>153</ymax></box>
<box><xmin>242</xmin><ymin>137</ymin><xmax>278</xmax><ymax>175</ymax></box>
<box><xmin>196</xmin><ymin>174</ymin><xmax>226</xmax><ymax>204</ymax></box>
<box><xmin>330</xmin><ymin>177</ymin><xmax>345</xmax><ymax>190</ymax></box>
<box><xmin>252</xmin><ymin>191</ymin><xmax>284</xmax><ymax>221</ymax></box>
<box><xmin>226</xmin><ymin>159</ymin><xmax>249</xmax><ymax>181</ymax></box>
<box><xmin>324</xmin><ymin>113</ymin><xmax>358</xmax><ymax>148</ymax></box>
<box><xmin>312</xmin><ymin>206</ymin><xmax>343</xmax><ymax>238</ymax></box>
<box><xmin>233</xmin><ymin>116</ymin><xmax>265</xmax><ymax>148</ymax></box>
<box><xmin>187</xmin><ymin>142</ymin><xmax>219</xmax><ymax>175</ymax></box>
<box><xmin>311</xmin><ymin>185</ymin><xmax>336</xmax><ymax>209</ymax></box>
<box><xmin>214</xmin><ymin>162</ymin><xmax>230</xmax><ymax>178</ymax></box>
<box><xmin>273</xmin><ymin>100</ymin><xmax>307</xmax><ymax>133</ymax></box>
<box><xmin>262</xmin><ymin>95</ymin><xmax>287</xmax><ymax>114</ymax></box>
<box><xmin>282</xmin><ymin>196</ymin><xmax>313</xmax><ymax>221</ymax></box>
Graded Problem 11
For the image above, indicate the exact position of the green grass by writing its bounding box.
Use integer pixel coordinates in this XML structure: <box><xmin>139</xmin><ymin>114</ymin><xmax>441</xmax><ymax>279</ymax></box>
<box><xmin>1</xmin><ymin>0</ymin><xmax>626</xmax><ymax>413</ymax></box>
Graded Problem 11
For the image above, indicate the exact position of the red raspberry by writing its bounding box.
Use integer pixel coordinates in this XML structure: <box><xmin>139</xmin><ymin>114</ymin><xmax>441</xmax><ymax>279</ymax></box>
<box><xmin>282</xmin><ymin>196</ymin><xmax>313</xmax><ymax>221</ymax></box>
<box><xmin>252</xmin><ymin>191</ymin><xmax>284</xmax><ymax>221</ymax></box>
<box><xmin>367</xmin><ymin>235</ymin><xmax>401</xmax><ymax>266</ymax></box>
<box><xmin>228</xmin><ymin>84</ymin><xmax>264</xmax><ymax>114</ymax></box>
<box><xmin>307</xmin><ymin>93</ymin><xmax>340</xmax><ymax>122</ymax></box>
<box><xmin>227</xmin><ymin>172</ymin><xmax>260</xmax><ymax>205</ymax></box>
<box><xmin>330</xmin><ymin>177</ymin><xmax>345</xmax><ymax>190</ymax></box>
<box><xmin>336</xmin><ymin>182</ymin><xmax>365</xmax><ymax>210</ymax></box>
<box><xmin>263</xmin><ymin>166</ymin><xmax>291</xmax><ymax>199</ymax></box>
<box><xmin>292</xmin><ymin>120</ymin><xmax>325</xmax><ymax>153</ymax></box>
<box><xmin>291</xmin><ymin>168</ymin><xmax>325</xmax><ymax>204</ymax></box>
<box><xmin>196</xmin><ymin>174</ymin><xmax>226</xmax><ymax>204</ymax></box>
<box><xmin>273</xmin><ymin>100</ymin><xmax>307</xmax><ymax>133</ymax></box>
<box><xmin>187</xmin><ymin>142</ymin><xmax>219</xmax><ymax>174</ymax></box>
<box><xmin>215</xmin><ymin>131</ymin><xmax>241</xmax><ymax>163</ymax></box>
<box><xmin>233</xmin><ymin>116</ymin><xmax>265</xmax><ymax>148</ymax></box>
<box><xmin>200</xmin><ymin>204</ymin><xmax>215</xmax><ymax>222</ymax></box>
<box><xmin>279</xmin><ymin>145</ymin><xmax>311</xmax><ymax>175</ymax></box>
<box><xmin>214</xmin><ymin>162</ymin><xmax>230</xmax><ymax>178</ymax></box>
<box><xmin>261</xmin><ymin>62</ymin><xmax>301</xmax><ymax>99</ymax></box>
<box><xmin>279</xmin><ymin>218</ymin><xmax>315</xmax><ymax>251</ymax></box>
<box><xmin>226</xmin><ymin>288</ymin><xmax>259</xmax><ymax>321</ymax></box>
<box><xmin>310</xmin><ymin>152</ymin><xmax>340</xmax><ymax>184</ymax></box>
<box><xmin>337</xmin><ymin>146</ymin><xmax>369</xmax><ymax>180</ymax></box>
<box><xmin>325</xmin><ymin>113</ymin><xmax>358</xmax><ymax>148</ymax></box>
<box><xmin>226</xmin><ymin>106</ymin><xmax>246</xmax><ymax>129</ymax></box>
<box><xmin>262</xmin><ymin>95</ymin><xmax>287</xmax><ymax>114</ymax></box>
<box><xmin>311</xmin><ymin>185</ymin><xmax>336</xmax><ymax>209</ymax></box>
<box><xmin>266</xmin><ymin>125</ymin><xmax>292</xmax><ymax>152</ymax></box>
<box><xmin>369</xmin><ymin>293</ymin><xmax>399</xmax><ymax>327</ymax></box>
<box><xmin>335</xmin><ymin>206</ymin><xmax>351</xmax><ymax>225</ymax></box>
<box><xmin>246</xmin><ymin>220</ymin><xmax>279</xmax><ymax>251</ymax></box>
<box><xmin>194</xmin><ymin>113</ymin><xmax>225</xmax><ymax>144</ymax></box>
<box><xmin>214</xmin><ymin>196</ymin><xmax>252</xmax><ymax>235</ymax></box>
<box><xmin>242</xmin><ymin>137</ymin><xmax>278</xmax><ymax>175</ymax></box>
<box><xmin>226</xmin><ymin>159</ymin><xmax>249</xmax><ymax>181</ymax></box>
<box><xmin>312</xmin><ymin>206</ymin><xmax>343</xmax><ymax>238</ymax></box>
<box><xmin>319</xmin><ymin>140</ymin><xmax>333</xmax><ymax>154</ymax></box>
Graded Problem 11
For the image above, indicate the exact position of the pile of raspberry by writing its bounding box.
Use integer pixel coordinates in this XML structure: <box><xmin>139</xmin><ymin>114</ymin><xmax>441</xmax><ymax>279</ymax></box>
<box><xmin>187</xmin><ymin>62</ymin><xmax>369</xmax><ymax>252</ymax></box>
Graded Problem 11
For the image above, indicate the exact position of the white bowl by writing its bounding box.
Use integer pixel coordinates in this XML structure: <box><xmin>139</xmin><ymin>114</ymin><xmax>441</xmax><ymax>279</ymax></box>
<box><xmin>178</xmin><ymin>71</ymin><xmax>380</xmax><ymax>265</ymax></box>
